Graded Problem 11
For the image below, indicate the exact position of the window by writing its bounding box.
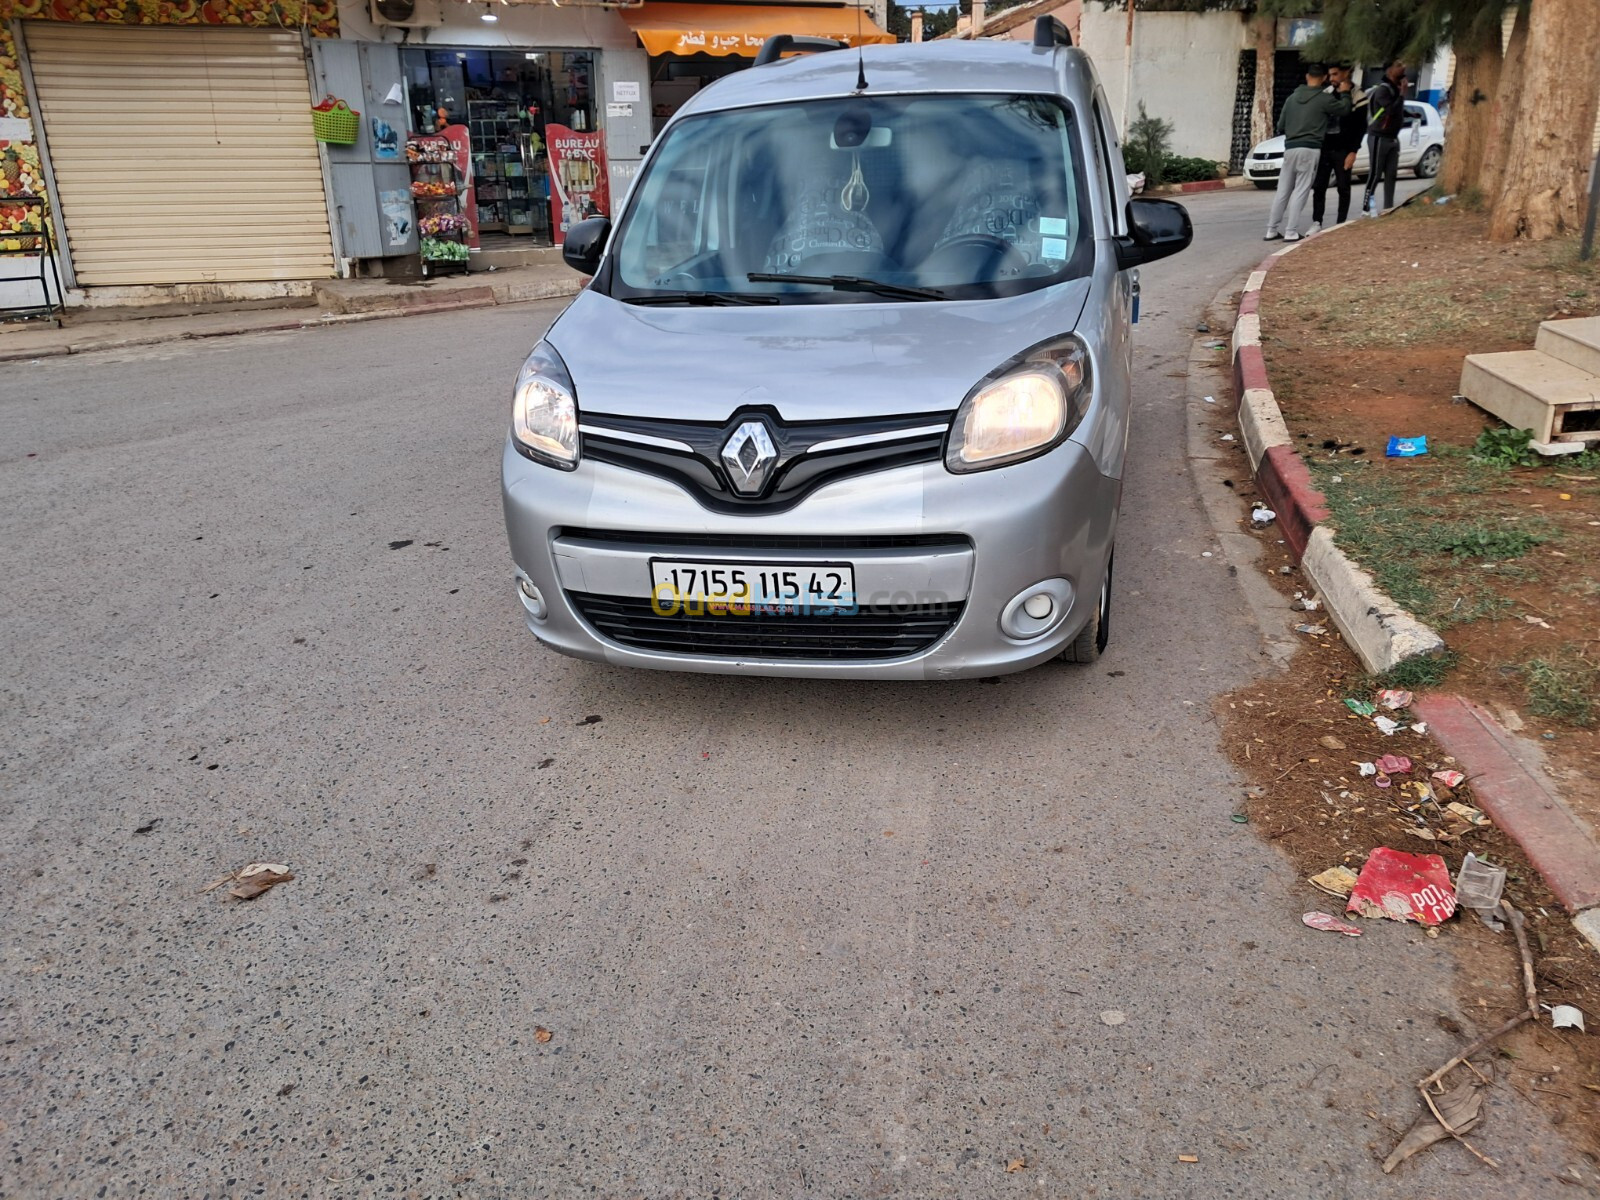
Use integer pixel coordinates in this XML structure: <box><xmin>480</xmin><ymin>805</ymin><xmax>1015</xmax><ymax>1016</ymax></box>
<box><xmin>607</xmin><ymin>94</ymin><xmax>1093</xmax><ymax>304</ymax></box>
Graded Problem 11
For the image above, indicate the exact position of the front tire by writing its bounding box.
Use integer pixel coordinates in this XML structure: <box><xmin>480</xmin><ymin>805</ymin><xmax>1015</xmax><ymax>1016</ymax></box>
<box><xmin>1415</xmin><ymin>145</ymin><xmax>1442</xmax><ymax>178</ymax></box>
<box><xmin>1061</xmin><ymin>553</ymin><xmax>1113</xmax><ymax>664</ymax></box>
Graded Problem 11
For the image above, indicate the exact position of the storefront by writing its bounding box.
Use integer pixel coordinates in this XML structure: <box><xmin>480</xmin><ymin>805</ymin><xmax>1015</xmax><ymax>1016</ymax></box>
<box><xmin>623</xmin><ymin>2</ymin><xmax>892</xmax><ymax>132</ymax></box>
<box><xmin>0</xmin><ymin>0</ymin><xmax>339</xmax><ymax>300</ymax></box>
<box><xmin>401</xmin><ymin>46</ymin><xmax>597</xmax><ymax>243</ymax></box>
<box><xmin>324</xmin><ymin>0</ymin><xmax>891</xmax><ymax>272</ymax></box>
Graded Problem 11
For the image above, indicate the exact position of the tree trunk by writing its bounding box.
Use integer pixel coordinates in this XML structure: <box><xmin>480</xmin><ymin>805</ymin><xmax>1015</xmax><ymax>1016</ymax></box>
<box><xmin>1437</xmin><ymin>16</ymin><xmax>1502</xmax><ymax>196</ymax></box>
<box><xmin>1489</xmin><ymin>0</ymin><xmax>1600</xmax><ymax>241</ymax></box>
<box><xmin>1478</xmin><ymin>4</ymin><xmax>1528</xmax><ymax>204</ymax></box>
<box><xmin>1250</xmin><ymin>12</ymin><xmax>1276</xmax><ymax>148</ymax></box>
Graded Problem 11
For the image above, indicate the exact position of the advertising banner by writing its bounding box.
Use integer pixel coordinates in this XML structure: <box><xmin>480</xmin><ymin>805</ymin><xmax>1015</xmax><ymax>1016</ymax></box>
<box><xmin>440</xmin><ymin>123</ymin><xmax>479</xmax><ymax>250</ymax></box>
<box><xmin>546</xmin><ymin>125</ymin><xmax>610</xmax><ymax>246</ymax></box>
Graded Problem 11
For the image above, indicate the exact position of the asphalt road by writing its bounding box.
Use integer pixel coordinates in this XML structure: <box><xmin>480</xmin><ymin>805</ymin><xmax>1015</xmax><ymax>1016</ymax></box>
<box><xmin>4</xmin><ymin>182</ymin><xmax>1566</xmax><ymax>1200</ymax></box>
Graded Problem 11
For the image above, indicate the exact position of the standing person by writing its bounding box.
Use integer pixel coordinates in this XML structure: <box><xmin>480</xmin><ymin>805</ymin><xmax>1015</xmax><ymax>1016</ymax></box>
<box><xmin>1363</xmin><ymin>59</ymin><xmax>1408</xmax><ymax>216</ymax></box>
<box><xmin>1310</xmin><ymin>63</ymin><xmax>1366</xmax><ymax>232</ymax></box>
<box><xmin>1265</xmin><ymin>63</ymin><xmax>1352</xmax><ymax>242</ymax></box>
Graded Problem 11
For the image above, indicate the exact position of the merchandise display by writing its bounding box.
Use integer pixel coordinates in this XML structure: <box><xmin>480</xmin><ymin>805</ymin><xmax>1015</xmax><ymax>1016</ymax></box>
<box><xmin>407</xmin><ymin>133</ymin><xmax>469</xmax><ymax>275</ymax></box>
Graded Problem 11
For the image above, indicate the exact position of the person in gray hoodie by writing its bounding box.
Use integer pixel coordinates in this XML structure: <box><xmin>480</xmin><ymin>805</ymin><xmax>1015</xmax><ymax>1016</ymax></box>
<box><xmin>1265</xmin><ymin>63</ymin><xmax>1353</xmax><ymax>242</ymax></box>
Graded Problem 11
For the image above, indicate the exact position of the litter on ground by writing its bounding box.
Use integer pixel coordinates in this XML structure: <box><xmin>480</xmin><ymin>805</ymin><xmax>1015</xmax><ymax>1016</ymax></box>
<box><xmin>1374</xmin><ymin>716</ymin><xmax>1402</xmax><ymax>736</ymax></box>
<box><xmin>1303</xmin><ymin>911</ymin><xmax>1363</xmax><ymax>936</ymax></box>
<box><xmin>1386</xmin><ymin>435</ymin><xmax>1429</xmax><ymax>457</ymax></box>
<box><xmin>1374</xmin><ymin>754</ymin><xmax>1412</xmax><ymax>776</ymax></box>
<box><xmin>1295</xmin><ymin>623</ymin><xmax>1327</xmax><ymax>635</ymax></box>
<box><xmin>1308</xmin><ymin>865</ymin><xmax>1360</xmax><ymax>897</ymax></box>
<box><xmin>201</xmin><ymin>862</ymin><xmax>296</xmax><ymax>901</ymax></box>
<box><xmin>1432</xmin><ymin>770</ymin><xmax>1466</xmax><ymax>789</ymax></box>
<box><xmin>1345</xmin><ymin>699</ymin><xmax>1376</xmax><ymax>717</ymax></box>
<box><xmin>1377</xmin><ymin>689</ymin><xmax>1413</xmax><ymax>710</ymax></box>
<box><xmin>1347</xmin><ymin>847</ymin><xmax>1456</xmax><ymax>924</ymax></box>
<box><xmin>1550</xmin><ymin>1005</ymin><xmax>1587</xmax><ymax>1033</ymax></box>
<box><xmin>1251</xmin><ymin>506</ymin><xmax>1277</xmax><ymax>527</ymax></box>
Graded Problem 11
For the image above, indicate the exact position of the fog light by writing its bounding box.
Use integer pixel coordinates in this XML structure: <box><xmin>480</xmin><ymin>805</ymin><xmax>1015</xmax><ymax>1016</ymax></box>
<box><xmin>999</xmin><ymin>578</ymin><xmax>1074</xmax><ymax>640</ymax></box>
<box><xmin>516</xmin><ymin>575</ymin><xmax>547</xmax><ymax>620</ymax></box>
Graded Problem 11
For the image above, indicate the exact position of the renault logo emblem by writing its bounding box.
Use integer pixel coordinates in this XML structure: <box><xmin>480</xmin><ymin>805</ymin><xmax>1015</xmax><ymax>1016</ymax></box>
<box><xmin>720</xmin><ymin>420</ymin><xmax>778</xmax><ymax>495</ymax></box>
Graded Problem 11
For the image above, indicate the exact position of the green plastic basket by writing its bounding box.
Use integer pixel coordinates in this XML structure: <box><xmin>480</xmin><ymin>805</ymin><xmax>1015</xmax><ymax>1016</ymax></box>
<box><xmin>311</xmin><ymin>95</ymin><xmax>360</xmax><ymax>145</ymax></box>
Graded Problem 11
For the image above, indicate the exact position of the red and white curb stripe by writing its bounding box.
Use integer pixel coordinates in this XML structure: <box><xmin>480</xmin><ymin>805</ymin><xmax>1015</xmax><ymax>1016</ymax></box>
<box><xmin>1230</xmin><ymin>237</ymin><xmax>1444</xmax><ymax>674</ymax></box>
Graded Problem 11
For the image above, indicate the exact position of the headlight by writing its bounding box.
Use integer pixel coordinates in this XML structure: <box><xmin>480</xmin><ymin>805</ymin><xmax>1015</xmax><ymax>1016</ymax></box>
<box><xmin>511</xmin><ymin>341</ymin><xmax>579</xmax><ymax>470</ymax></box>
<box><xmin>945</xmin><ymin>336</ymin><xmax>1092</xmax><ymax>473</ymax></box>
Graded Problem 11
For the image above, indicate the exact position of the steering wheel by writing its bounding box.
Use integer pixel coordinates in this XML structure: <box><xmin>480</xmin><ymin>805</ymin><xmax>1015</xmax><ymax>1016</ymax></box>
<box><xmin>926</xmin><ymin>234</ymin><xmax>1030</xmax><ymax>278</ymax></box>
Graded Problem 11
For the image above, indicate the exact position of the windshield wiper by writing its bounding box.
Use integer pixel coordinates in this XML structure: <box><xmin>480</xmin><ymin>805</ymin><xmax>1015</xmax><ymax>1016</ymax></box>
<box><xmin>747</xmin><ymin>272</ymin><xmax>948</xmax><ymax>302</ymax></box>
<box><xmin>623</xmin><ymin>290</ymin><xmax>778</xmax><ymax>307</ymax></box>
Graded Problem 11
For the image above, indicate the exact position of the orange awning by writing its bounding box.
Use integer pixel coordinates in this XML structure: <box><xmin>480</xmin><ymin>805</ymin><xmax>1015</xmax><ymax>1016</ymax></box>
<box><xmin>623</xmin><ymin>3</ymin><xmax>894</xmax><ymax>58</ymax></box>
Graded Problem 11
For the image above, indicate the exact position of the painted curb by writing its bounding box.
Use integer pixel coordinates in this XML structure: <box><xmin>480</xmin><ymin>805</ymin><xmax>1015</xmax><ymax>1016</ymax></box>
<box><xmin>1231</xmin><ymin>236</ymin><xmax>1446</xmax><ymax>673</ymax></box>
<box><xmin>1415</xmin><ymin>694</ymin><xmax>1600</xmax><ymax>922</ymax></box>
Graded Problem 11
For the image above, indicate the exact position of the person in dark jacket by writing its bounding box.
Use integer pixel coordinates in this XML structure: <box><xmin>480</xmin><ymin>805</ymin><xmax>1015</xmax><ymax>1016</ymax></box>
<box><xmin>1265</xmin><ymin>63</ymin><xmax>1353</xmax><ymax>242</ymax></box>
<box><xmin>1310</xmin><ymin>63</ymin><xmax>1366</xmax><ymax>230</ymax></box>
<box><xmin>1363</xmin><ymin>59</ymin><xmax>1408</xmax><ymax>215</ymax></box>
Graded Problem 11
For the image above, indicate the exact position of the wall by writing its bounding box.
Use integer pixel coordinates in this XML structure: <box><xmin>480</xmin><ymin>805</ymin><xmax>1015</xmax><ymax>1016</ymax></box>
<box><xmin>1080</xmin><ymin>6</ymin><xmax>1246</xmax><ymax>167</ymax></box>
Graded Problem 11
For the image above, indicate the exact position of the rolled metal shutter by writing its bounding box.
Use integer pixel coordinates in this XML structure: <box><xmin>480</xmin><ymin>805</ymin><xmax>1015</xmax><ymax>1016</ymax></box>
<box><xmin>25</xmin><ymin>24</ymin><xmax>334</xmax><ymax>286</ymax></box>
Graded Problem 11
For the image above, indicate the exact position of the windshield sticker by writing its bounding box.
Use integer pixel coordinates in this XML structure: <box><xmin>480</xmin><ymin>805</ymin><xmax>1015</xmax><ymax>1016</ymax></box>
<box><xmin>1038</xmin><ymin>216</ymin><xmax>1068</xmax><ymax>237</ymax></box>
<box><xmin>1041</xmin><ymin>237</ymin><xmax>1068</xmax><ymax>260</ymax></box>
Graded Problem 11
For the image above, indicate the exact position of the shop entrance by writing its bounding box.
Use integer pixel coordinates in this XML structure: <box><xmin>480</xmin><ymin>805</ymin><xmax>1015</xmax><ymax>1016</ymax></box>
<box><xmin>402</xmin><ymin>47</ymin><xmax>596</xmax><ymax>245</ymax></box>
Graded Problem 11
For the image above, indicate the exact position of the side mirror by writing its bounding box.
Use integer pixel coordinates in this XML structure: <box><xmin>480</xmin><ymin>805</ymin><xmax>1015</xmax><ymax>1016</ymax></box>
<box><xmin>562</xmin><ymin>217</ymin><xmax>611</xmax><ymax>276</ymax></box>
<box><xmin>1114</xmin><ymin>198</ymin><xmax>1192</xmax><ymax>270</ymax></box>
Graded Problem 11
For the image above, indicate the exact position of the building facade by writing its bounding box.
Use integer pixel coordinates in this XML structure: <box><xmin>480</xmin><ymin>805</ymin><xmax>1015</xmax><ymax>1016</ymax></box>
<box><xmin>1</xmin><ymin>0</ymin><xmax>887</xmax><ymax>308</ymax></box>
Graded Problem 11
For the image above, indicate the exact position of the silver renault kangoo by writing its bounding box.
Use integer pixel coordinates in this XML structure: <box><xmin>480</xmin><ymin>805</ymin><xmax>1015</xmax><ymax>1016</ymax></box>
<box><xmin>501</xmin><ymin>23</ymin><xmax>1191</xmax><ymax>679</ymax></box>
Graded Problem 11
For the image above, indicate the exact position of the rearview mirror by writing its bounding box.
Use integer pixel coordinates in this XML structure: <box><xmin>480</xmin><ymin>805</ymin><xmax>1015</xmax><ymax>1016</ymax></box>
<box><xmin>1114</xmin><ymin>198</ymin><xmax>1192</xmax><ymax>270</ymax></box>
<box><xmin>562</xmin><ymin>217</ymin><xmax>611</xmax><ymax>276</ymax></box>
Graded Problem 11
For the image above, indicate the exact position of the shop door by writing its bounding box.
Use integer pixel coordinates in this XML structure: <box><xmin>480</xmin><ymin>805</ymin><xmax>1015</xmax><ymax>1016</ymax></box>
<box><xmin>24</xmin><ymin>24</ymin><xmax>334</xmax><ymax>287</ymax></box>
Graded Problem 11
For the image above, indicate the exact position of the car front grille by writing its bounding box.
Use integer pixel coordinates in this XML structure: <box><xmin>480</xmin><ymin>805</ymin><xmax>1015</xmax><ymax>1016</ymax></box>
<box><xmin>578</xmin><ymin>409</ymin><xmax>950</xmax><ymax>515</ymax></box>
<box><xmin>567</xmin><ymin>592</ymin><xmax>964</xmax><ymax>661</ymax></box>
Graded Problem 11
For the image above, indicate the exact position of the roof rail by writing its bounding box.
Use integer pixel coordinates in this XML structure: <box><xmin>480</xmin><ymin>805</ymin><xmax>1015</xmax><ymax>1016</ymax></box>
<box><xmin>1032</xmin><ymin>16</ymin><xmax>1073</xmax><ymax>48</ymax></box>
<box><xmin>754</xmin><ymin>34</ymin><xmax>849</xmax><ymax>67</ymax></box>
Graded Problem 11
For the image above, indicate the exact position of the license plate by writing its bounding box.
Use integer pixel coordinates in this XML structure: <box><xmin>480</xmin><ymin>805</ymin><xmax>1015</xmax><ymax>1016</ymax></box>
<box><xmin>649</xmin><ymin>559</ymin><xmax>857</xmax><ymax>615</ymax></box>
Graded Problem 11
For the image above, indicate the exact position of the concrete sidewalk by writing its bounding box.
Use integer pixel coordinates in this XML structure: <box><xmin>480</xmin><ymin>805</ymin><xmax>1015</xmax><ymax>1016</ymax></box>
<box><xmin>0</xmin><ymin>258</ymin><xmax>585</xmax><ymax>362</ymax></box>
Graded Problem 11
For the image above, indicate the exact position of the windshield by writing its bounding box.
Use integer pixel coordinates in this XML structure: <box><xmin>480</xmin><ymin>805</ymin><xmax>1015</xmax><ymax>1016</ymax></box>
<box><xmin>606</xmin><ymin>94</ymin><xmax>1093</xmax><ymax>304</ymax></box>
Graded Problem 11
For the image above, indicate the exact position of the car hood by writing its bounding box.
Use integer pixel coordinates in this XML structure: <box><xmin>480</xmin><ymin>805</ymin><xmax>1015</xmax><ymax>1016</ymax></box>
<box><xmin>1251</xmin><ymin>136</ymin><xmax>1286</xmax><ymax>155</ymax></box>
<box><xmin>546</xmin><ymin>281</ymin><xmax>1093</xmax><ymax>422</ymax></box>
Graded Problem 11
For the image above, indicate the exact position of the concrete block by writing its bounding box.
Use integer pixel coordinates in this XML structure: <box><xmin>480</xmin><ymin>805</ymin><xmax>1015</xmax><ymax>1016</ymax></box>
<box><xmin>1575</xmin><ymin>908</ymin><xmax>1600</xmax><ymax>957</ymax></box>
<box><xmin>1233</xmin><ymin>312</ymin><xmax>1260</xmax><ymax>354</ymax></box>
<box><xmin>1537</xmin><ymin>316</ymin><xmax>1600</xmax><ymax>377</ymax></box>
<box><xmin>1459</xmin><ymin>350</ymin><xmax>1600</xmax><ymax>444</ymax></box>
<box><xmin>1237</xmin><ymin>386</ymin><xmax>1290</xmax><ymax>471</ymax></box>
<box><xmin>1300</xmin><ymin>525</ymin><xmax>1445</xmax><ymax>674</ymax></box>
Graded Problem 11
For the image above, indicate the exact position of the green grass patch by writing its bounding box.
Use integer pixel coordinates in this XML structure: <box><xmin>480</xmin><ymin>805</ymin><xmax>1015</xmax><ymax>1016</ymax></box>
<box><xmin>1310</xmin><ymin>461</ymin><xmax>1550</xmax><ymax>627</ymax></box>
<box><xmin>1522</xmin><ymin>646</ymin><xmax>1597</xmax><ymax>727</ymax></box>
<box><xmin>1368</xmin><ymin>651</ymin><xmax>1460</xmax><ymax>694</ymax></box>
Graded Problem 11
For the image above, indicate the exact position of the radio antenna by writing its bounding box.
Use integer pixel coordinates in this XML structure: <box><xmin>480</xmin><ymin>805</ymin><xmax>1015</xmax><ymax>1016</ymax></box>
<box><xmin>855</xmin><ymin>1</ymin><xmax>868</xmax><ymax>91</ymax></box>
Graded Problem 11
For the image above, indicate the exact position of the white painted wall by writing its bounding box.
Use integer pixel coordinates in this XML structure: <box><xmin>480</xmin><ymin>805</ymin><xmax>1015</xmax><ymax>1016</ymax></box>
<box><xmin>1080</xmin><ymin>7</ymin><xmax>1247</xmax><ymax>166</ymax></box>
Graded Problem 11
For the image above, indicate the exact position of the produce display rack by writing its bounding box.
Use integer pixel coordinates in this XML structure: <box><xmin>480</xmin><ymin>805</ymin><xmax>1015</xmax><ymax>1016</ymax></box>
<box><xmin>407</xmin><ymin>134</ymin><xmax>470</xmax><ymax>276</ymax></box>
<box><xmin>0</xmin><ymin>197</ymin><xmax>64</xmax><ymax>326</ymax></box>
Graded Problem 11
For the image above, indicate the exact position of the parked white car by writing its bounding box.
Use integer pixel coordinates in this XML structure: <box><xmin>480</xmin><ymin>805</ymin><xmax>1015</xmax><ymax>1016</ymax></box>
<box><xmin>1244</xmin><ymin>101</ymin><xmax>1444</xmax><ymax>189</ymax></box>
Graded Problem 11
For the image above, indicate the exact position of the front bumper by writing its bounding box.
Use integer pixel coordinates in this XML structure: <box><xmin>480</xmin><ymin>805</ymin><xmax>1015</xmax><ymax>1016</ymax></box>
<box><xmin>501</xmin><ymin>438</ymin><xmax>1120</xmax><ymax>679</ymax></box>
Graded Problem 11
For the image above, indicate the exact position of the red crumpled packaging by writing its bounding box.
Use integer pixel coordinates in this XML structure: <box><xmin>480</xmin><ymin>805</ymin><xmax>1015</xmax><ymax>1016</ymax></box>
<box><xmin>1346</xmin><ymin>847</ymin><xmax>1457</xmax><ymax>924</ymax></box>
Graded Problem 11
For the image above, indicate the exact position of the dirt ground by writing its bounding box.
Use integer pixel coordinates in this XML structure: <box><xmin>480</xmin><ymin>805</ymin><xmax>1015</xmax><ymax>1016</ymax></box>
<box><xmin>1219</xmin><ymin>206</ymin><xmax>1600</xmax><ymax>1177</ymax></box>
<box><xmin>1259</xmin><ymin>200</ymin><xmax>1600</xmax><ymax>837</ymax></box>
